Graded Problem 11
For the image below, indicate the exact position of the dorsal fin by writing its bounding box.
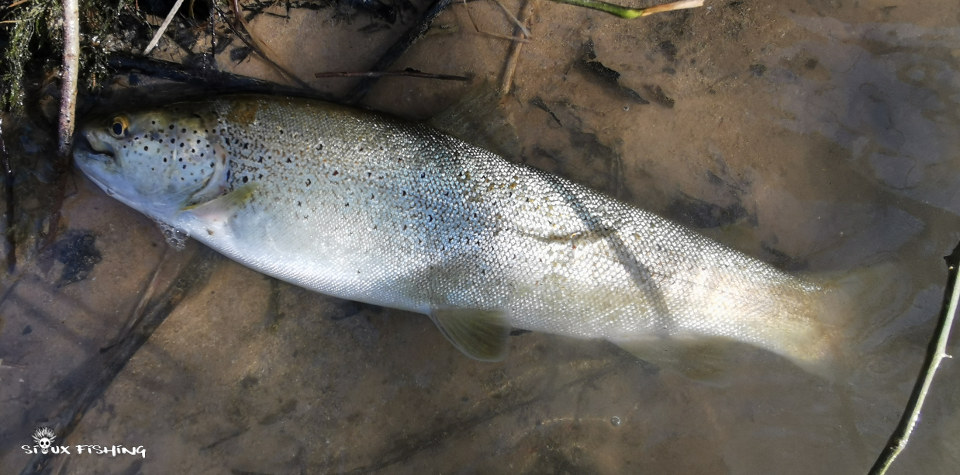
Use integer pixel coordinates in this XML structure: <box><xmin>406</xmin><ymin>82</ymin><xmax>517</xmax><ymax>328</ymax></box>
<box><xmin>428</xmin><ymin>84</ymin><xmax>521</xmax><ymax>159</ymax></box>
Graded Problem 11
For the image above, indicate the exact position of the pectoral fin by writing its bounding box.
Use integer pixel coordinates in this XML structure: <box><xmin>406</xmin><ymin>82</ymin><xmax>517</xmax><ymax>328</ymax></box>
<box><xmin>430</xmin><ymin>308</ymin><xmax>511</xmax><ymax>362</ymax></box>
<box><xmin>181</xmin><ymin>183</ymin><xmax>259</xmax><ymax>221</ymax></box>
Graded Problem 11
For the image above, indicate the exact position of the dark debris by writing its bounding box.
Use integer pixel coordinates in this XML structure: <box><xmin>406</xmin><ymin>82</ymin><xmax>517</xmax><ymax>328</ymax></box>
<box><xmin>52</xmin><ymin>230</ymin><xmax>102</xmax><ymax>287</ymax></box>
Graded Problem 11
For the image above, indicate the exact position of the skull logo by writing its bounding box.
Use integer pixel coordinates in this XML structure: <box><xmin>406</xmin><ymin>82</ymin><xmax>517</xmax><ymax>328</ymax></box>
<box><xmin>32</xmin><ymin>427</ymin><xmax>56</xmax><ymax>454</ymax></box>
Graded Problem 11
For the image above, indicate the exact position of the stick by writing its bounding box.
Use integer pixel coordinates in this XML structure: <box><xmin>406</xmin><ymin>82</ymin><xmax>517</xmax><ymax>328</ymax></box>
<box><xmin>548</xmin><ymin>0</ymin><xmax>702</xmax><ymax>19</ymax></box>
<box><xmin>499</xmin><ymin>0</ymin><xmax>533</xmax><ymax>95</ymax></box>
<box><xmin>315</xmin><ymin>70</ymin><xmax>471</xmax><ymax>81</ymax></box>
<box><xmin>216</xmin><ymin>2</ymin><xmax>312</xmax><ymax>90</ymax></box>
<box><xmin>344</xmin><ymin>0</ymin><xmax>454</xmax><ymax>103</ymax></box>
<box><xmin>143</xmin><ymin>0</ymin><xmax>185</xmax><ymax>55</ymax></box>
<box><xmin>869</xmin><ymin>241</ymin><xmax>960</xmax><ymax>474</ymax></box>
<box><xmin>57</xmin><ymin>0</ymin><xmax>79</xmax><ymax>157</ymax></box>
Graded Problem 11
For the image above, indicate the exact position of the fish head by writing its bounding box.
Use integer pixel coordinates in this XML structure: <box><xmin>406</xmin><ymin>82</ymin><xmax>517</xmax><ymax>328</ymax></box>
<box><xmin>73</xmin><ymin>107</ymin><xmax>228</xmax><ymax>221</ymax></box>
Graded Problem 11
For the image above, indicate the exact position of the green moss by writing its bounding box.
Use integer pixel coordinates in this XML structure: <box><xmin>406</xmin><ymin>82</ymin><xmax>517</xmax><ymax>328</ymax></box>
<box><xmin>0</xmin><ymin>0</ymin><xmax>136</xmax><ymax>113</ymax></box>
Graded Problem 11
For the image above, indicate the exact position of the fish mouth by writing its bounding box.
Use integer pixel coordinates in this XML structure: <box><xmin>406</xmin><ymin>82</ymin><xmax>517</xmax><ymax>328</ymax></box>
<box><xmin>73</xmin><ymin>132</ymin><xmax>114</xmax><ymax>163</ymax></box>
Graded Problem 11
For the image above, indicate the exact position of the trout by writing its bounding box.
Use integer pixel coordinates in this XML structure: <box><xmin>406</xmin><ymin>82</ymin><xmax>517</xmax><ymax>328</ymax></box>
<box><xmin>73</xmin><ymin>95</ymin><xmax>861</xmax><ymax>376</ymax></box>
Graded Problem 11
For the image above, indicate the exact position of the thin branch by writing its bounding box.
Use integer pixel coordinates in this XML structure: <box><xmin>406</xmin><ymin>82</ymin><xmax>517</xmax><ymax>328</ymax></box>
<box><xmin>143</xmin><ymin>0</ymin><xmax>186</xmax><ymax>55</ymax></box>
<box><xmin>57</xmin><ymin>0</ymin><xmax>79</xmax><ymax>157</ymax></box>
<box><xmin>3</xmin><ymin>0</ymin><xmax>31</xmax><ymax>10</ymax></box>
<box><xmin>548</xmin><ymin>0</ymin><xmax>702</xmax><ymax>19</ymax></box>
<box><xmin>489</xmin><ymin>0</ymin><xmax>531</xmax><ymax>37</ymax></box>
<box><xmin>870</xmin><ymin>241</ymin><xmax>960</xmax><ymax>474</ymax></box>
<box><xmin>315</xmin><ymin>70</ymin><xmax>471</xmax><ymax>81</ymax></box>
<box><xmin>345</xmin><ymin>0</ymin><xmax>454</xmax><ymax>103</ymax></box>
<box><xmin>499</xmin><ymin>0</ymin><xmax>533</xmax><ymax>95</ymax></box>
<box><xmin>214</xmin><ymin>1</ymin><xmax>311</xmax><ymax>89</ymax></box>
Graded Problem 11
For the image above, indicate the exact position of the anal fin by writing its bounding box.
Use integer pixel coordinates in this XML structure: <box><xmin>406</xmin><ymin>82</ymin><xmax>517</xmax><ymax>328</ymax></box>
<box><xmin>430</xmin><ymin>308</ymin><xmax>511</xmax><ymax>362</ymax></box>
<box><xmin>614</xmin><ymin>336</ymin><xmax>742</xmax><ymax>383</ymax></box>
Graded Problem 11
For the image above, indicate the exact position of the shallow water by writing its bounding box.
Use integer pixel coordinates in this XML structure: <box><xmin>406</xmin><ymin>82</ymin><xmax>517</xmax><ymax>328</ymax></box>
<box><xmin>2</xmin><ymin>0</ymin><xmax>959</xmax><ymax>473</ymax></box>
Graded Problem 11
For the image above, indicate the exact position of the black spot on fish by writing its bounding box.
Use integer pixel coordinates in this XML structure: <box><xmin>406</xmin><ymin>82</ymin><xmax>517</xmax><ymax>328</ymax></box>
<box><xmin>169</xmin><ymin>124</ymin><xmax>175</xmax><ymax>130</ymax></box>
<box><xmin>242</xmin><ymin>176</ymin><xmax>249</xmax><ymax>183</ymax></box>
<box><xmin>170</xmin><ymin>138</ymin><xmax>176</xmax><ymax>144</ymax></box>
<box><xmin>209</xmin><ymin>162</ymin><xmax>215</xmax><ymax>168</ymax></box>
<box><xmin>332</xmin><ymin>170</ymin><xmax>339</xmax><ymax>176</ymax></box>
<box><xmin>420</xmin><ymin>172</ymin><xmax>425</xmax><ymax>179</ymax></box>
<box><xmin>163</xmin><ymin>157</ymin><xmax>167</xmax><ymax>163</ymax></box>
<box><xmin>306</xmin><ymin>179</ymin><xmax>312</xmax><ymax>186</ymax></box>
<box><xmin>286</xmin><ymin>158</ymin><xmax>292</xmax><ymax>163</ymax></box>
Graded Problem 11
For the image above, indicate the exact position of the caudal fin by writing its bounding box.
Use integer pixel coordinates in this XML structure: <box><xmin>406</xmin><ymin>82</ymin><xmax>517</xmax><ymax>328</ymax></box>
<box><xmin>792</xmin><ymin>261</ymin><xmax>913</xmax><ymax>382</ymax></box>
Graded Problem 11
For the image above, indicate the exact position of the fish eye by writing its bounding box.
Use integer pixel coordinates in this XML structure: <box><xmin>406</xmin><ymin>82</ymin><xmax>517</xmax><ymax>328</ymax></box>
<box><xmin>110</xmin><ymin>116</ymin><xmax>129</xmax><ymax>137</ymax></box>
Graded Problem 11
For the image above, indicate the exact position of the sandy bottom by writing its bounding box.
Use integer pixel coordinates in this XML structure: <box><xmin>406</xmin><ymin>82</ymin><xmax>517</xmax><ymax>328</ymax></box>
<box><xmin>2</xmin><ymin>0</ymin><xmax>960</xmax><ymax>473</ymax></box>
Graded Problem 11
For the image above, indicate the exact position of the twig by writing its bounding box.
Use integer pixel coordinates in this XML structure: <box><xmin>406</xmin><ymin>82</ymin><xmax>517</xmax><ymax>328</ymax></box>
<box><xmin>548</xmin><ymin>0</ymin><xmax>702</xmax><ymax>19</ymax></box>
<box><xmin>458</xmin><ymin>0</ymin><xmax>532</xmax><ymax>43</ymax></box>
<box><xmin>215</xmin><ymin>1</ymin><xmax>311</xmax><ymax>89</ymax></box>
<box><xmin>315</xmin><ymin>70</ymin><xmax>471</xmax><ymax>81</ymax></box>
<box><xmin>489</xmin><ymin>0</ymin><xmax>531</xmax><ymax>37</ymax></box>
<box><xmin>499</xmin><ymin>0</ymin><xmax>532</xmax><ymax>95</ymax></box>
<box><xmin>143</xmin><ymin>0</ymin><xmax>185</xmax><ymax>55</ymax></box>
<box><xmin>57</xmin><ymin>0</ymin><xmax>79</xmax><ymax>157</ymax></box>
<box><xmin>870</xmin><ymin>241</ymin><xmax>960</xmax><ymax>474</ymax></box>
<box><xmin>345</xmin><ymin>0</ymin><xmax>454</xmax><ymax>103</ymax></box>
<box><xmin>3</xmin><ymin>0</ymin><xmax>31</xmax><ymax>10</ymax></box>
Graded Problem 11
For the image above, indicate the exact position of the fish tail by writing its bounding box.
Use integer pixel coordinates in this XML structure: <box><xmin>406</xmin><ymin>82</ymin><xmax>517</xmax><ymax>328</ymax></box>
<box><xmin>794</xmin><ymin>261</ymin><xmax>911</xmax><ymax>382</ymax></box>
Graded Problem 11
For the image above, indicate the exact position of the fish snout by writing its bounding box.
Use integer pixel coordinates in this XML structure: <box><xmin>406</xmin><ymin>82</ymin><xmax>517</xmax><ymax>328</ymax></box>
<box><xmin>73</xmin><ymin>128</ymin><xmax>115</xmax><ymax>164</ymax></box>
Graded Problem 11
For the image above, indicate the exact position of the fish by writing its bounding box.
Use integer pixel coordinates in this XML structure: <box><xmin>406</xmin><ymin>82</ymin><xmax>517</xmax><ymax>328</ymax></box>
<box><xmin>73</xmin><ymin>94</ymin><xmax>876</xmax><ymax>378</ymax></box>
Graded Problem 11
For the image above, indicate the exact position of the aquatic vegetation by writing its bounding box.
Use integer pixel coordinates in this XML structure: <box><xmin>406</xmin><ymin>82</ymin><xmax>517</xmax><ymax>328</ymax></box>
<box><xmin>0</xmin><ymin>0</ymin><xmax>136</xmax><ymax>113</ymax></box>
